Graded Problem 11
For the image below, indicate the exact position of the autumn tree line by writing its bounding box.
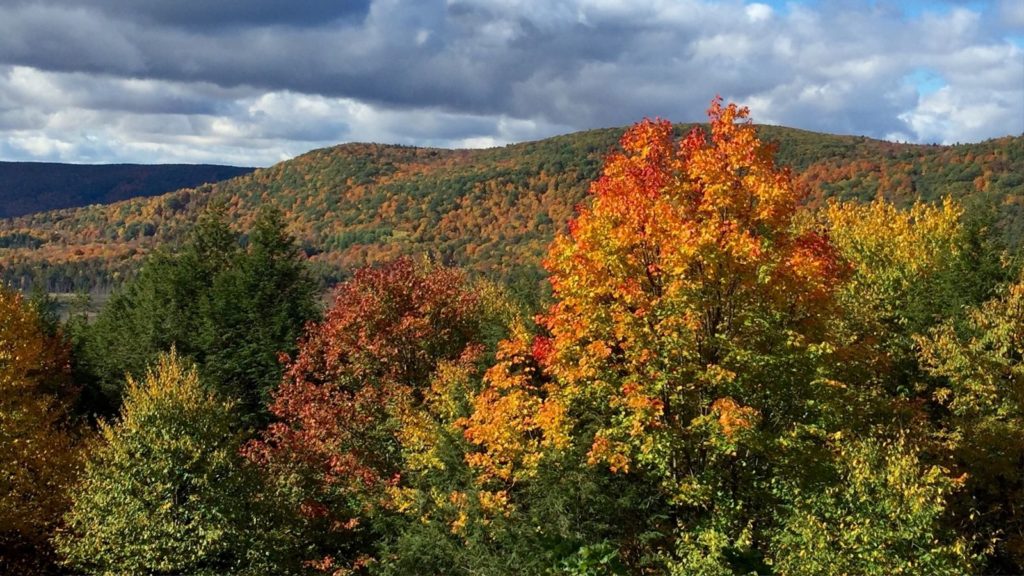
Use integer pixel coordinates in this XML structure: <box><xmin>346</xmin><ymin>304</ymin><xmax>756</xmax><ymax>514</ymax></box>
<box><xmin>3</xmin><ymin>100</ymin><xmax>1023</xmax><ymax>575</ymax></box>
<box><xmin>3</xmin><ymin>116</ymin><xmax>1020</xmax><ymax>299</ymax></box>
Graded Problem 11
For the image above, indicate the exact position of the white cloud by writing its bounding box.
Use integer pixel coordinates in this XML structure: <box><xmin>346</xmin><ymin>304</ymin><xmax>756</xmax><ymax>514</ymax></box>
<box><xmin>0</xmin><ymin>67</ymin><xmax>575</xmax><ymax>165</ymax></box>
<box><xmin>0</xmin><ymin>0</ymin><xmax>1019</xmax><ymax>164</ymax></box>
<box><xmin>901</xmin><ymin>84</ymin><xmax>1024</xmax><ymax>144</ymax></box>
<box><xmin>745</xmin><ymin>3</ymin><xmax>773</xmax><ymax>22</ymax></box>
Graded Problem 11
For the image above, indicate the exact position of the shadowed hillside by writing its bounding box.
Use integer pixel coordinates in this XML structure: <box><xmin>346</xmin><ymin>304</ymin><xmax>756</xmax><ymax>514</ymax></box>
<box><xmin>0</xmin><ymin>161</ymin><xmax>254</xmax><ymax>218</ymax></box>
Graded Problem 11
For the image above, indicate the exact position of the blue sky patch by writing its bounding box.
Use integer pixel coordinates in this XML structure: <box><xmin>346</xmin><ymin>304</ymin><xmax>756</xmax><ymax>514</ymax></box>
<box><xmin>906</xmin><ymin>67</ymin><xmax>947</xmax><ymax>96</ymax></box>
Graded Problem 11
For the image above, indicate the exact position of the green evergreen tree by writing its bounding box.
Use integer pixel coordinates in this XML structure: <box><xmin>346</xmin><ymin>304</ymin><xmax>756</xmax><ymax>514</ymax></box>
<box><xmin>201</xmin><ymin>205</ymin><xmax>319</xmax><ymax>424</ymax></box>
<box><xmin>72</xmin><ymin>204</ymin><xmax>318</xmax><ymax>422</ymax></box>
<box><xmin>70</xmin><ymin>204</ymin><xmax>238</xmax><ymax>413</ymax></box>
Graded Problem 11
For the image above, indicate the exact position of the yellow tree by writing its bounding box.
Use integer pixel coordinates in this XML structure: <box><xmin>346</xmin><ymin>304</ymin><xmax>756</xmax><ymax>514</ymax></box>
<box><xmin>56</xmin><ymin>351</ymin><xmax>287</xmax><ymax>575</ymax></box>
<box><xmin>824</xmin><ymin>199</ymin><xmax>969</xmax><ymax>392</ymax></box>
<box><xmin>0</xmin><ymin>286</ymin><xmax>81</xmax><ymax>573</ymax></box>
<box><xmin>918</xmin><ymin>276</ymin><xmax>1024</xmax><ymax>571</ymax></box>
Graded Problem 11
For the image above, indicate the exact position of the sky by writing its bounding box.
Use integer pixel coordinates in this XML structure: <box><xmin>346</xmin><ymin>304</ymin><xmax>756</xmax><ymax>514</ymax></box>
<box><xmin>0</xmin><ymin>0</ymin><xmax>1021</xmax><ymax>166</ymax></box>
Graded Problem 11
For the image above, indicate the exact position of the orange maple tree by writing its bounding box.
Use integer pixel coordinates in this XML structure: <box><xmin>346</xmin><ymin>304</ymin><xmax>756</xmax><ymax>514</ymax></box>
<box><xmin>461</xmin><ymin>99</ymin><xmax>851</xmax><ymax>568</ymax></box>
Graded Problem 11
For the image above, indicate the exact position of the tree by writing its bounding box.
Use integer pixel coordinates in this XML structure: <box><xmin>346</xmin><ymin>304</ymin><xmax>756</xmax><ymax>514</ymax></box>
<box><xmin>770</xmin><ymin>436</ymin><xmax>975</xmax><ymax>576</ymax></box>
<box><xmin>461</xmin><ymin>99</ymin><xmax>973</xmax><ymax>572</ymax></box>
<box><xmin>466</xmin><ymin>99</ymin><xmax>848</xmax><ymax>571</ymax></box>
<box><xmin>0</xmin><ymin>285</ymin><xmax>81</xmax><ymax>574</ymax></box>
<box><xmin>72</xmin><ymin>204</ymin><xmax>318</xmax><ymax>423</ymax></box>
<box><xmin>56</xmin><ymin>351</ymin><xmax>289</xmax><ymax>575</ymax></box>
<box><xmin>823</xmin><ymin>198</ymin><xmax>1011</xmax><ymax>402</ymax></box>
<box><xmin>71</xmin><ymin>205</ymin><xmax>240</xmax><ymax>413</ymax></box>
<box><xmin>201</xmin><ymin>205</ymin><xmax>319</xmax><ymax>424</ymax></box>
<box><xmin>918</xmin><ymin>276</ymin><xmax>1024</xmax><ymax>572</ymax></box>
<box><xmin>245</xmin><ymin>257</ymin><xmax>485</xmax><ymax>572</ymax></box>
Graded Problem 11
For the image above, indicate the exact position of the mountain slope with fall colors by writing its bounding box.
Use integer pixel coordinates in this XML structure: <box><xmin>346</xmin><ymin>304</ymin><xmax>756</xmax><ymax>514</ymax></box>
<box><xmin>1</xmin><ymin>125</ymin><xmax>1021</xmax><ymax>293</ymax></box>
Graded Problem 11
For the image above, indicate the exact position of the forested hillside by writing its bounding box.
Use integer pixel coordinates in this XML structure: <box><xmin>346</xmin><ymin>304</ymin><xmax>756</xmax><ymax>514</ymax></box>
<box><xmin>0</xmin><ymin>125</ymin><xmax>1021</xmax><ymax>294</ymax></box>
<box><xmin>8</xmin><ymin>102</ymin><xmax>1024</xmax><ymax>575</ymax></box>
<box><xmin>0</xmin><ymin>162</ymin><xmax>254</xmax><ymax>218</ymax></box>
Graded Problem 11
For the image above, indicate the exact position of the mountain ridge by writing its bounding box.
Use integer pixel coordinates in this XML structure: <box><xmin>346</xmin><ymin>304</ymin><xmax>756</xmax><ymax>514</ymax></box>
<box><xmin>1</xmin><ymin>124</ymin><xmax>1021</xmax><ymax>293</ymax></box>
<box><xmin>0</xmin><ymin>161</ymin><xmax>255</xmax><ymax>219</ymax></box>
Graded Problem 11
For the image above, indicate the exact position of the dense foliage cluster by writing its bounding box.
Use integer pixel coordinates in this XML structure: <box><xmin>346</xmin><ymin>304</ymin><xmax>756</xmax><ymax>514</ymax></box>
<box><xmin>244</xmin><ymin>257</ymin><xmax>488</xmax><ymax>572</ymax></box>
<box><xmin>0</xmin><ymin>286</ymin><xmax>82</xmax><ymax>574</ymax></box>
<box><xmin>70</xmin><ymin>204</ymin><xmax>319</xmax><ymax>421</ymax></box>
<box><xmin>2</xmin><ymin>100</ymin><xmax>1023</xmax><ymax>575</ymax></box>
<box><xmin>55</xmin><ymin>351</ymin><xmax>287</xmax><ymax>575</ymax></box>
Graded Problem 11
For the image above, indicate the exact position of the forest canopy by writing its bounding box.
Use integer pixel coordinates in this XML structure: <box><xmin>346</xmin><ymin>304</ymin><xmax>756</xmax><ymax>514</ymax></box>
<box><xmin>3</xmin><ymin>99</ymin><xmax>1023</xmax><ymax>575</ymax></box>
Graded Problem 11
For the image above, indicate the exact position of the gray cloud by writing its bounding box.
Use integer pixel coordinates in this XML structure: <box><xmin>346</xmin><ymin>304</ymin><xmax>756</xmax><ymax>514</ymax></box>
<box><xmin>0</xmin><ymin>0</ymin><xmax>1019</xmax><ymax>164</ymax></box>
<box><xmin>8</xmin><ymin>0</ymin><xmax>373</xmax><ymax>29</ymax></box>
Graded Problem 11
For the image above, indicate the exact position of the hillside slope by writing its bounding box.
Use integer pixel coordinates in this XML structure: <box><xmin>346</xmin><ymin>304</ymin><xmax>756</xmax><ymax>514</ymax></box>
<box><xmin>1</xmin><ymin>126</ymin><xmax>1021</xmax><ymax>293</ymax></box>
<box><xmin>0</xmin><ymin>161</ymin><xmax>255</xmax><ymax>218</ymax></box>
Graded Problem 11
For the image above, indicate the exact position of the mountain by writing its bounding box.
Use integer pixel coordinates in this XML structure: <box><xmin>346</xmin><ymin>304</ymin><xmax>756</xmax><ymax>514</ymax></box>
<box><xmin>0</xmin><ymin>161</ymin><xmax>255</xmax><ymax>218</ymax></box>
<box><xmin>1</xmin><ymin>126</ymin><xmax>1021</xmax><ymax>294</ymax></box>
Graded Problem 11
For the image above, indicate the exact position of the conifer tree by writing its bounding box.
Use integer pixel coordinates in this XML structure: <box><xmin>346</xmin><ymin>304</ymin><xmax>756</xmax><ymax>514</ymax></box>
<box><xmin>73</xmin><ymin>204</ymin><xmax>317</xmax><ymax>422</ymax></box>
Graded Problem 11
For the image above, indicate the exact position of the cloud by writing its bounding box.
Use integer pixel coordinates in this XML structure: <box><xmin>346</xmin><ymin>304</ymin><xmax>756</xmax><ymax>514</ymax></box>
<box><xmin>13</xmin><ymin>0</ymin><xmax>373</xmax><ymax>30</ymax></box>
<box><xmin>0</xmin><ymin>67</ymin><xmax>571</xmax><ymax>165</ymax></box>
<box><xmin>0</xmin><ymin>0</ymin><xmax>1019</xmax><ymax>164</ymax></box>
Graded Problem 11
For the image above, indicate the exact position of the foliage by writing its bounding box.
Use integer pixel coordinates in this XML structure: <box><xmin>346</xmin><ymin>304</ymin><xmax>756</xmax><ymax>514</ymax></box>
<box><xmin>499</xmin><ymin>100</ymin><xmax>846</xmax><ymax>568</ymax></box>
<box><xmin>821</xmin><ymin>196</ymin><xmax>1018</xmax><ymax>570</ymax></box>
<box><xmin>0</xmin><ymin>285</ymin><xmax>82</xmax><ymax>574</ymax></box>
<box><xmin>199</xmin><ymin>205</ymin><xmax>321</xmax><ymax>421</ymax></box>
<box><xmin>918</xmin><ymin>275</ymin><xmax>1024</xmax><ymax>570</ymax></box>
<box><xmin>459</xmin><ymin>100</ymin><xmax>984</xmax><ymax>573</ymax></box>
<box><xmin>770</xmin><ymin>436</ymin><xmax>976</xmax><ymax>576</ymax></box>
<box><xmin>71</xmin><ymin>204</ymin><xmax>318</xmax><ymax>421</ymax></box>
<box><xmin>55</xmin><ymin>351</ymin><xmax>290</xmax><ymax>575</ymax></box>
<box><xmin>821</xmin><ymin>198</ymin><xmax>1008</xmax><ymax>400</ymax></box>
<box><xmin>552</xmin><ymin>542</ymin><xmax>626</xmax><ymax>576</ymax></box>
<box><xmin>245</xmin><ymin>257</ymin><xmax>485</xmax><ymax>572</ymax></box>
<box><xmin>69</xmin><ymin>206</ymin><xmax>239</xmax><ymax>412</ymax></box>
<box><xmin>382</xmin><ymin>337</ymin><xmax>666</xmax><ymax>576</ymax></box>
<box><xmin>826</xmin><ymin>198</ymin><xmax>966</xmax><ymax>332</ymax></box>
<box><xmin>826</xmin><ymin>197</ymin><xmax>1009</xmax><ymax>335</ymax></box>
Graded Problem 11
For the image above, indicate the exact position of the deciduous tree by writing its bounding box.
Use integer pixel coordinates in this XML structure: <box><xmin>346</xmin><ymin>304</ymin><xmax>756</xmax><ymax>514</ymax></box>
<box><xmin>770</xmin><ymin>436</ymin><xmax>975</xmax><ymax>576</ymax></box>
<box><xmin>461</xmin><ymin>99</ymin><xmax>972</xmax><ymax>572</ymax></box>
<box><xmin>918</xmin><ymin>276</ymin><xmax>1024</xmax><ymax>571</ymax></box>
<box><xmin>0</xmin><ymin>286</ymin><xmax>81</xmax><ymax>574</ymax></box>
<box><xmin>245</xmin><ymin>257</ymin><xmax>484</xmax><ymax>572</ymax></box>
<box><xmin>56</xmin><ymin>351</ymin><xmax>288</xmax><ymax>575</ymax></box>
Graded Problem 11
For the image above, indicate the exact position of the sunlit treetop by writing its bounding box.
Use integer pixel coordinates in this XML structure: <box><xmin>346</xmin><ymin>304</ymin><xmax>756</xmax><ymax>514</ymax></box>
<box><xmin>505</xmin><ymin>98</ymin><xmax>849</xmax><ymax>478</ymax></box>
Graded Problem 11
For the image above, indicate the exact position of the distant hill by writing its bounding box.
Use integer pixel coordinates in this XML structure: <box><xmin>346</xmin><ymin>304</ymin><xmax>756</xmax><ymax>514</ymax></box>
<box><xmin>0</xmin><ymin>126</ymin><xmax>1021</xmax><ymax>294</ymax></box>
<box><xmin>0</xmin><ymin>162</ymin><xmax>255</xmax><ymax>218</ymax></box>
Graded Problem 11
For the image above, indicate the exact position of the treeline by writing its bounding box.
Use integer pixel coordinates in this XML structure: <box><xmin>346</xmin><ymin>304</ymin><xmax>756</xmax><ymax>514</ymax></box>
<box><xmin>3</xmin><ymin>102</ymin><xmax>1024</xmax><ymax>575</ymax></box>
<box><xmin>1</xmin><ymin>123</ymin><xmax>1021</xmax><ymax>296</ymax></box>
